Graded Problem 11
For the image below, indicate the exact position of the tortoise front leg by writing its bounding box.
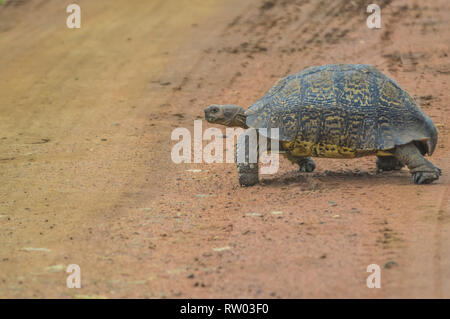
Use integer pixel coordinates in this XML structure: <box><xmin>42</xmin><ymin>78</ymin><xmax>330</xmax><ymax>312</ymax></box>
<box><xmin>393</xmin><ymin>143</ymin><xmax>441</xmax><ymax>184</ymax></box>
<box><xmin>236</xmin><ymin>128</ymin><xmax>259</xmax><ymax>186</ymax></box>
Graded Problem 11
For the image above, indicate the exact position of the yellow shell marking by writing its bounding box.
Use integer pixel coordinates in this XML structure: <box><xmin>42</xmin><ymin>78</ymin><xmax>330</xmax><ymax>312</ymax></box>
<box><xmin>281</xmin><ymin>140</ymin><xmax>393</xmax><ymax>158</ymax></box>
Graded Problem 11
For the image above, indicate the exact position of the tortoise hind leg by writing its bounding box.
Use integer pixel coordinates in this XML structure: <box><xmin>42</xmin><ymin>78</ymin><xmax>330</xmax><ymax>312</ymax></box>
<box><xmin>286</xmin><ymin>153</ymin><xmax>316</xmax><ymax>172</ymax></box>
<box><xmin>376</xmin><ymin>156</ymin><xmax>404</xmax><ymax>172</ymax></box>
<box><xmin>393</xmin><ymin>143</ymin><xmax>442</xmax><ymax>184</ymax></box>
<box><xmin>297</xmin><ymin>157</ymin><xmax>316</xmax><ymax>172</ymax></box>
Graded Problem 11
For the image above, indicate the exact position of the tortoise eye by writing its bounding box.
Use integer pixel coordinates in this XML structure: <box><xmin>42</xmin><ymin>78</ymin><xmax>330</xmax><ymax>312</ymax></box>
<box><xmin>211</xmin><ymin>108</ymin><xmax>218</xmax><ymax>113</ymax></box>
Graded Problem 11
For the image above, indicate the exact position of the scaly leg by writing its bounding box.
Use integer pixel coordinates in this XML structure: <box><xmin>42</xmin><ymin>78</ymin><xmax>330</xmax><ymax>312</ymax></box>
<box><xmin>376</xmin><ymin>156</ymin><xmax>404</xmax><ymax>172</ymax></box>
<box><xmin>393</xmin><ymin>143</ymin><xmax>441</xmax><ymax>184</ymax></box>
<box><xmin>236</xmin><ymin>128</ymin><xmax>259</xmax><ymax>186</ymax></box>
<box><xmin>297</xmin><ymin>157</ymin><xmax>316</xmax><ymax>172</ymax></box>
<box><xmin>286</xmin><ymin>153</ymin><xmax>316</xmax><ymax>172</ymax></box>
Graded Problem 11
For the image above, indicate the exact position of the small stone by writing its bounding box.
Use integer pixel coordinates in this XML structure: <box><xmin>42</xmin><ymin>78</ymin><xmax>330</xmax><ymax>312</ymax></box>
<box><xmin>196</xmin><ymin>194</ymin><xmax>210</xmax><ymax>198</ymax></box>
<box><xmin>21</xmin><ymin>247</ymin><xmax>51</xmax><ymax>253</ymax></box>
<box><xmin>167</xmin><ymin>268</ymin><xmax>185</xmax><ymax>275</ymax></box>
<box><xmin>332</xmin><ymin>215</ymin><xmax>340</xmax><ymax>218</ymax></box>
<box><xmin>384</xmin><ymin>261</ymin><xmax>398</xmax><ymax>269</ymax></box>
<box><xmin>245</xmin><ymin>212</ymin><xmax>262</xmax><ymax>217</ymax></box>
<box><xmin>213</xmin><ymin>246</ymin><xmax>231</xmax><ymax>252</ymax></box>
<box><xmin>271</xmin><ymin>211</ymin><xmax>283</xmax><ymax>215</ymax></box>
<box><xmin>45</xmin><ymin>264</ymin><xmax>65</xmax><ymax>272</ymax></box>
<box><xmin>186</xmin><ymin>169</ymin><xmax>202</xmax><ymax>173</ymax></box>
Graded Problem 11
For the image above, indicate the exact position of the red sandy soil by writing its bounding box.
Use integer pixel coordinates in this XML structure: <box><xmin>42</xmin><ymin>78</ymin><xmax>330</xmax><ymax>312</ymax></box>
<box><xmin>0</xmin><ymin>0</ymin><xmax>449</xmax><ymax>298</ymax></box>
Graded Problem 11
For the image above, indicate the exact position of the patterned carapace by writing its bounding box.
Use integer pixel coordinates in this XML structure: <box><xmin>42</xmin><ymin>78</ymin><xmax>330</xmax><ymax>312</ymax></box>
<box><xmin>245</xmin><ymin>64</ymin><xmax>437</xmax><ymax>158</ymax></box>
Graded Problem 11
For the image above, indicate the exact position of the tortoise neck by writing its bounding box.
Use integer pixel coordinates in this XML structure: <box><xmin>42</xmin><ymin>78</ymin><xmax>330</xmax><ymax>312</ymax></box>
<box><xmin>231</xmin><ymin>111</ymin><xmax>248</xmax><ymax>128</ymax></box>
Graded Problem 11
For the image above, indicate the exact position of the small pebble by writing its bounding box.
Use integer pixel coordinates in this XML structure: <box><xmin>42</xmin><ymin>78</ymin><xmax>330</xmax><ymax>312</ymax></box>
<box><xmin>196</xmin><ymin>194</ymin><xmax>210</xmax><ymax>198</ymax></box>
<box><xmin>384</xmin><ymin>261</ymin><xmax>398</xmax><ymax>269</ymax></box>
<box><xmin>45</xmin><ymin>264</ymin><xmax>65</xmax><ymax>272</ymax></box>
<box><xmin>186</xmin><ymin>169</ymin><xmax>202</xmax><ymax>173</ymax></box>
<box><xmin>21</xmin><ymin>247</ymin><xmax>51</xmax><ymax>253</ymax></box>
<box><xmin>245</xmin><ymin>212</ymin><xmax>262</xmax><ymax>217</ymax></box>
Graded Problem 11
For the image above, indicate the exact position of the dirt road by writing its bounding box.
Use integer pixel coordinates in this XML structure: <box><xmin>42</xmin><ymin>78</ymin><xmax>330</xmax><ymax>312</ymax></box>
<box><xmin>0</xmin><ymin>0</ymin><xmax>449</xmax><ymax>298</ymax></box>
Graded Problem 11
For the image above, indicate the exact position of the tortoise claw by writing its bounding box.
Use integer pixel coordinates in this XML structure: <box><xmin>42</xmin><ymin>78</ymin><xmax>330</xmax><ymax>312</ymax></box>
<box><xmin>412</xmin><ymin>171</ymin><xmax>440</xmax><ymax>184</ymax></box>
<box><xmin>238</xmin><ymin>173</ymin><xmax>259</xmax><ymax>186</ymax></box>
<box><xmin>237</xmin><ymin>163</ymin><xmax>259</xmax><ymax>186</ymax></box>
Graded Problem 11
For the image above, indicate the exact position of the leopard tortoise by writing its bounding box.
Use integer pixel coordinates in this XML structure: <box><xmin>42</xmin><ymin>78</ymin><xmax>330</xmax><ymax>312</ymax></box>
<box><xmin>204</xmin><ymin>64</ymin><xmax>441</xmax><ymax>186</ymax></box>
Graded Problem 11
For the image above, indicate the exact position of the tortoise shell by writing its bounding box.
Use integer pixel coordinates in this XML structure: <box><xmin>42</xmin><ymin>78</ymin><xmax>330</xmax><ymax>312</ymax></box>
<box><xmin>245</xmin><ymin>64</ymin><xmax>437</xmax><ymax>158</ymax></box>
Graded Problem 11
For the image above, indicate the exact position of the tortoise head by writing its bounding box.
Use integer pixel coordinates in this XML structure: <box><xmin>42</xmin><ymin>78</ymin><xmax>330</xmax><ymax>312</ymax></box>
<box><xmin>204</xmin><ymin>104</ymin><xmax>248</xmax><ymax>128</ymax></box>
